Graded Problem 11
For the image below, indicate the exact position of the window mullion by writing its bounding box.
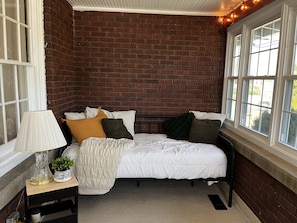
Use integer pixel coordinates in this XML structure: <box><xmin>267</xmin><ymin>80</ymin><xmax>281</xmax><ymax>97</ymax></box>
<box><xmin>16</xmin><ymin>0</ymin><xmax>21</xmax><ymax>62</ymax></box>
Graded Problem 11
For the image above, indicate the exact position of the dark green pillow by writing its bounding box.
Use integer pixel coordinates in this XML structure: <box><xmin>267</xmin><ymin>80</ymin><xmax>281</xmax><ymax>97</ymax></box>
<box><xmin>101</xmin><ymin>118</ymin><xmax>133</xmax><ymax>140</ymax></box>
<box><xmin>188</xmin><ymin>119</ymin><xmax>221</xmax><ymax>144</ymax></box>
<box><xmin>162</xmin><ymin>113</ymin><xmax>195</xmax><ymax>140</ymax></box>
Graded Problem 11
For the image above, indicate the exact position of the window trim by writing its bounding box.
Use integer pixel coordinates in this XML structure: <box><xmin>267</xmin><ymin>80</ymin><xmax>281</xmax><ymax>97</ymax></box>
<box><xmin>222</xmin><ymin>0</ymin><xmax>297</xmax><ymax>168</ymax></box>
<box><xmin>0</xmin><ymin>0</ymin><xmax>46</xmax><ymax>177</ymax></box>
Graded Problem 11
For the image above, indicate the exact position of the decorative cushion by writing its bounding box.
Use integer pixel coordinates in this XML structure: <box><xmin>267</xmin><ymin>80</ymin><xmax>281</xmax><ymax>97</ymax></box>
<box><xmin>64</xmin><ymin>109</ymin><xmax>107</xmax><ymax>144</ymax></box>
<box><xmin>188</xmin><ymin>119</ymin><xmax>221</xmax><ymax>144</ymax></box>
<box><xmin>64</xmin><ymin>112</ymin><xmax>86</xmax><ymax>120</ymax></box>
<box><xmin>85</xmin><ymin>107</ymin><xmax>136</xmax><ymax>137</ymax></box>
<box><xmin>189</xmin><ymin>111</ymin><xmax>226</xmax><ymax>127</ymax></box>
<box><xmin>111</xmin><ymin>110</ymin><xmax>136</xmax><ymax>137</ymax></box>
<box><xmin>162</xmin><ymin>112</ymin><xmax>195</xmax><ymax>140</ymax></box>
<box><xmin>85</xmin><ymin>107</ymin><xmax>113</xmax><ymax>118</ymax></box>
<box><xmin>101</xmin><ymin>119</ymin><xmax>133</xmax><ymax>140</ymax></box>
<box><xmin>63</xmin><ymin>112</ymin><xmax>87</xmax><ymax>143</ymax></box>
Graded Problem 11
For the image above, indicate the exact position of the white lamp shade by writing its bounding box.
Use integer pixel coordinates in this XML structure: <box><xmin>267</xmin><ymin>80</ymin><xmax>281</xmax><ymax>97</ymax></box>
<box><xmin>14</xmin><ymin>110</ymin><xmax>67</xmax><ymax>152</ymax></box>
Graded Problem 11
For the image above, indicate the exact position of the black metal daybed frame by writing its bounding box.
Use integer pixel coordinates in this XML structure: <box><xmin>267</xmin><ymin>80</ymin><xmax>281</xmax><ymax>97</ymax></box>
<box><xmin>61</xmin><ymin>114</ymin><xmax>235</xmax><ymax>207</ymax></box>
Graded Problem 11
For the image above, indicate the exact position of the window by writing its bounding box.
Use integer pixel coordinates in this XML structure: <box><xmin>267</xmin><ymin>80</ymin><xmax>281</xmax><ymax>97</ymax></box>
<box><xmin>241</xmin><ymin>19</ymin><xmax>280</xmax><ymax>135</ymax></box>
<box><xmin>223</xmin><ymin>1</ymin><xmax>297</xmax><ymax>162</ymax></box>
<box><xmin>0</xmin><ymin>0</ymin><xmax>46</xmax><ymax>177</ymax></box>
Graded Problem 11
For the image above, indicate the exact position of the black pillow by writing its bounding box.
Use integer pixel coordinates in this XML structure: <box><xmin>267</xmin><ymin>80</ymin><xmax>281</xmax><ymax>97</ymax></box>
<box><xmin>101</xmin><ymin>118</ymin><xmax>133</xmax><ymax>140</ymax></box>
<box><xmin>162</xmin><ymin>112</ymin><xmax>195</xmax><ymax>140</ymax></box>
<box><xmin>188</xmin><ymin>119</ymin><xmax>221</xmax><ymax>144</ymax></box>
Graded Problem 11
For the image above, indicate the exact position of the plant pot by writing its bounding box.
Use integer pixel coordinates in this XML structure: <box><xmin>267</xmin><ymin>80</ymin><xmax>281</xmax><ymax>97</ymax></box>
<box><xmin>53</xmin><ymin>170</ymin><xmax>71</xmax><ymax>182</ymax></box>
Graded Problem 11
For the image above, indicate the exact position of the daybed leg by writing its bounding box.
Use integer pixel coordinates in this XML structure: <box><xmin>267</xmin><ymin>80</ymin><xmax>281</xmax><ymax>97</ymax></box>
<box><xmin>228</xmin><ymin>182</ymin><xmax>233</xmax><ymax>207</ymax></box>
<box><xmin>191</xmin><ymin>181</ymin><xmax>194</xmax><ymax>187</ymax></box>
<box><xmin>137</xmin><ymin>180</ymin><xmax>140</xmax><ymax>187</ymax></box>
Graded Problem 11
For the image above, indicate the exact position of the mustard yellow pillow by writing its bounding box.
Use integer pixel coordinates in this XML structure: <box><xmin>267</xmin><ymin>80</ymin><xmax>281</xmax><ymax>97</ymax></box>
<box><xmin>65</xmin><ymin>109</ymin><xmax>107</xmax><ymax>144</ymax></box>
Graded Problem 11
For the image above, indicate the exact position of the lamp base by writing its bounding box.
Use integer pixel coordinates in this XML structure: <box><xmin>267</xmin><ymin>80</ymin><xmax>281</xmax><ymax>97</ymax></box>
<box><xmin>30</xmin><ymin>151</ymin><xmax>53</xmax><ymax>185</ymax></box>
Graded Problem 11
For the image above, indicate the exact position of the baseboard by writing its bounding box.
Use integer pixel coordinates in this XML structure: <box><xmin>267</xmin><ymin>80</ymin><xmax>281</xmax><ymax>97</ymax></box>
<box><xmin>217</xmin><ymin>182</ymin><xmax>261</xmax><ymax>222</ymax></box>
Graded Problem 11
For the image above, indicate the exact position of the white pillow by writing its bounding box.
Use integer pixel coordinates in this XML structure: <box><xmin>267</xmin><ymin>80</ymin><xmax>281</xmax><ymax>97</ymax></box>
<box><xmin>64</xmin><ymin>112</ymin><xmax>86</xmax><ymax>120</ymax></box>
<box><xmin>85</xmin><ymin>107</ymin><xmax>136</xmax><ymax>136</ymax></box>
<box><xmin>189</xmin><ymin>111</ymin><xmax>226</xmax><ymax>127</ymax></box>
<box><xmin>64</xmin><ymin>112</ymin><xmax>86</xmax><ymax>143</ymax></box>
<box><xmin>111</xmin><ymin>110</ymin><xmax>136</xmax><ymax>137</ymax></box>
<box><xmin>85</xmin><ymin>107</ymin><xmax>113</xmax><ymax>118</ymax></box>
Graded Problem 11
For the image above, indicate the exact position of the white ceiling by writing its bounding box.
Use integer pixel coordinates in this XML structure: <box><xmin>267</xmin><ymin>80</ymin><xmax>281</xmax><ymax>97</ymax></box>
<box><xmin>66</xmin><ymin>0</ymin><xmax>244</xmax><ymax>16</ymax></box>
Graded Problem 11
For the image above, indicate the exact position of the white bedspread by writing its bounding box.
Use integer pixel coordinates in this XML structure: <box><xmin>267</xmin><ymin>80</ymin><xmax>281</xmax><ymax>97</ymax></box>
<box><xmin>62</xmin><ymin>133</ymin><xmax>227</xmax><ymax>194</ymax></box>
<box><xmin>117</xmin><ymin>134</ymin><xmax>227</xmax><ymax>179</ymax></box>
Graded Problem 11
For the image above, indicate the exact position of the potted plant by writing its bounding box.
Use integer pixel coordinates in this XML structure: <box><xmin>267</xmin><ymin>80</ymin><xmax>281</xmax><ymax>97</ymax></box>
<box><xmin>51</xmin><ymin>156</ymin><xmax>74</xmax><ymax>182</ymax></box>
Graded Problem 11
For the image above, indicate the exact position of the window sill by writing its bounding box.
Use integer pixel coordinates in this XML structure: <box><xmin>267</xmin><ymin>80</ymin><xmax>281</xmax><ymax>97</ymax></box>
<box><xmin>0</xmin><ymin>155</ymin><xmax>34</xmax><ymax>210</ymax></box>
<box><xmin>0</xmin><ymin>150</ymin><xmax>57</xmax><ymax>210</ymax></box>
<box><xmin>220</xmin><ymin>128</ymin><xmax>297</xmax><ymax>194</ymax></box>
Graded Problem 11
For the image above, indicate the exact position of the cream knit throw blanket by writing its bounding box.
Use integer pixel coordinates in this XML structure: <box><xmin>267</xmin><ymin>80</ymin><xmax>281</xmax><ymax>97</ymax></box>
<box><xmin>76</xmin><ymin>137</ymin><xmax>134</xmax><ymax>194</ymax></box>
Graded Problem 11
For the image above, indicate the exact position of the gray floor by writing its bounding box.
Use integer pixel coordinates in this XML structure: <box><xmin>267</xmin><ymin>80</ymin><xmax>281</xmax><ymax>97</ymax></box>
<box><xmin>78</xmin><ymin>180</ymin><xmax>260</xmax><ymax>223</ymax></box>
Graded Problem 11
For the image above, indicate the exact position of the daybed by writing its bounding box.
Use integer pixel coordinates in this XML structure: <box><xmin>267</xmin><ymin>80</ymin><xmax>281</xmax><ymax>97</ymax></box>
<box><xmin>61</xmin><ymin>107</ymin><xmax>235</xmax><ymax>207</ymax></box>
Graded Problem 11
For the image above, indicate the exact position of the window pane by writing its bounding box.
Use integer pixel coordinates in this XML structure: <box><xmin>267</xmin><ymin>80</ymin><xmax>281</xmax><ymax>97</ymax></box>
<box><xmin>0</xmin><ymin>17</ymin><xmax>4</xmax><ymax>59</ymax></box>
<box><xmin>20</xmin><ymin>25</ymin><xmax>28</xmax><ymax>62</ymax></box>
<box><xmin>0</xmin><ymin>107</ymin><xmax>4</xmax><ymax>145</ymax></box>
<box><xmin>280</xmin><ymin>80</ymin><xmax>297</xmax><ymax>149</ymax></box>
<box><xmin>241</xmin><ymin>79</ymin><xmax>274</xmax><ymax>136</ymax></box>
<box><xmin>287</xmin><ymin>113</ymin><xmax>297</xmax><ymax>148</ymax></box>
<box><xmin>3</xmin><ymin>64</ymin><xmax>16</xmax><ymax>102</ymax></box>
<box><xmin>232</xmin><ymin>35</ymin><xmax>242</xmax><ymax>77</ymax></box>
<box><xmin>6</xmin><ymin>20</ymin><xmax>18</xmax><ymax>60</ymax></box>
<box><xmin>17</xmin><ymin>66</ymin><xmax>27</xmax><ymax>99</ymax></box>
<box><xmin>234</xmin><ymin>35</ymin><xmax>241</xmax><ymax>56</ymax></box>
<box><xmin>292</xmin><ymin>21</ymin><xmax>297</xmax><ymax>75</ymax></box>
<box><xmin>5</xmin><ymin>104</ymin><xmax>17</xmax><ymax>141</ymax></box>
<box><xmin>248</xmin><ymin>19</ymin><xmax>280</xmax><ymax>77</ymax></box>
<box><xmin>251</xmin><ymin>29</ymin><xmax>261</xmax><ymax>53</ymax></box>
<box><xmin>232</xmin><ymin>57</ymin><xmax>240</xmax><ymax>76</ymax></box>
<box><xmin>260</xmin><ymin>24</ymin><xmax>272</xmax><ymax>51</ymax></box>
<box><xmin>293</xmin><ymin>44</ymin><xmax>297</xmax><ymax>75</ymax></box>
<box><xmin>269</xmin><ymin>49</ymin><xmax>278</xmax><ymax>75</ymax></box>
<box><xmin>5</xmin><ymin>0</ymin><xmax>17</xmax><ymax>20</ymax></box>
<box><xmin>226</xmin><ymin>79</ymin><xmax>237</xmax><ymax>121</ymax></box>
<box><xmin>19</xmin><ymin>0</ymin><xmax>27</xmax><ymax>24</ymax></box>
<box><xmin>258</xmin><ymin>51</ymin><xmax>270</xmax><ymax>75</ymax></box>
<box><xmin>259</xmin><ymin>109</ymin><xmax>271</xmax><ymax>135</ymax></box>
<box><xmin>0</xmin><ymin>1</ymin><xmax>2</xmax><ymax>15</ymax></box>
<box><xmin>262</xmin><ymin>80</ymin><xmax>274</xmax><ymax>107</ymax></box>
<box><xmin>249</xmin><ymin>53</ymin><xmax>259</xmax><ymax>76</ymax></box>
<box><xmin>19</xmin><ymin>101</ymin><xmax>28</xmax><ymax>118</ymax></box>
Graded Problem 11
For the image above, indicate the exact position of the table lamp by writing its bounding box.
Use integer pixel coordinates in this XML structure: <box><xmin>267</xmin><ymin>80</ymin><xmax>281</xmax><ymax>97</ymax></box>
<box><xmin>14</xmin><ymin>110</ymin><xmax>67</xmax><ymax>185</ymax></box>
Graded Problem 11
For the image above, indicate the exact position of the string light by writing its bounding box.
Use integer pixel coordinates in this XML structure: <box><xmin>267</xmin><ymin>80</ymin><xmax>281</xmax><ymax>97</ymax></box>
<box><xmin>240</xmin><ymin>1</ymin><xmax>248</xmax><ymax>11</ymax></box>
<box><xmin>230</xmin><ymin>11</ymin><xmax>237</xmax><ymax>19</ymax></box>
<box><xmin>218</xmin><ymin>0</ymin><xmax>262</xmax><ymax>28</ymax></box>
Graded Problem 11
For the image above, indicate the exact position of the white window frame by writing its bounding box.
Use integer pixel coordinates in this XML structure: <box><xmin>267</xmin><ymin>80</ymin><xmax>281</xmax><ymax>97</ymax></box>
<box><xmin>222</xmin><ymin>0</ymin><xmax>297</xmax><ymax>167</ymax></box>
<box><xmin>0</xmin><ymin>0</ymin><xmax>46</xmax><ymax>177</ymax></box>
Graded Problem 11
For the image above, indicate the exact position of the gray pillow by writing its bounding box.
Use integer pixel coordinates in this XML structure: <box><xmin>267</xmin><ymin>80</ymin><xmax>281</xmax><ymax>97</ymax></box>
<box><xmin>188</xmin><ymin>119</ymin><xmax>221</xmax><ymax>144</ymax></box>
<box><xmin>101</xmin><ymin>118</ymin><xmax>133</xmax><ymax>140</ymax></box>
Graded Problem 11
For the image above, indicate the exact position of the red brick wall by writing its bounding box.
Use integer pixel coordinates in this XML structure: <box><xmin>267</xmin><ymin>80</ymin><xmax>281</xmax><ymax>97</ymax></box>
<box><xmin>234</xmin><ymin>152</ymin><xmax>297</xmax><ymax>223</ymax></box>
<box><xmin>73</xmin><ymin>12</ymin><xmax>226</xmax><ymax>114</ymax></box>
<box><xmin>44</xmin><ymin>0</ymin><xmax>76</xmax><ymax>118</ymax></box>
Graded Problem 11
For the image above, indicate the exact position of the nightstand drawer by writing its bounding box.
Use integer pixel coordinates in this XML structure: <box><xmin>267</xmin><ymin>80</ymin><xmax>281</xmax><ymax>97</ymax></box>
<box><xmin>28</xmin><ymin>186</ymin><xmax>78</xmax><ymax>205</ymax></box>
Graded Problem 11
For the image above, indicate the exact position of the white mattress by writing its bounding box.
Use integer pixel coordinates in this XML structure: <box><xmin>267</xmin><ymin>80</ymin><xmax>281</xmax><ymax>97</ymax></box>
<box><xmin>62</xmin><ymin>133</ymin><xmax>227</xmax><ymax>180</ymax></box>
